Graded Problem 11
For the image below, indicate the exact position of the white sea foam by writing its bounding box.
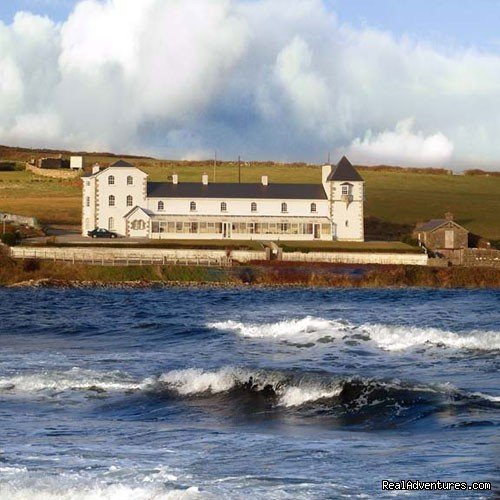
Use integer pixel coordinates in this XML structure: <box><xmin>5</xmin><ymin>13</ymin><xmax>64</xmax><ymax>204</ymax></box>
<box><xmin>362</xmin><ymin>323</ymin><xmax>500</xmax><ymax>352</ymax></box>
<box><xmin>158</xmin><ymin>367</ymin><xmax>340</xmax><ymax>407</ymax></box>
<box><xmin>278</xmin><ymin>385</ymin><xmax>341</xmax><ymax>408</ymax></box>
<box><xmin>0</xmin><ymin>484</ymin><xmax>202</xmax><ymax>500</ymax></box>
<box><xmin>0</xmin><ymin>367</ymin><xmax>148</xmax><ymax>394</ymax></box>
<box><xmin>208</xmin><ymin>317</ymin><xmax>346</xmax><ymax>342</ymax></box>
<box><xmin>209</xmin><ymin>316</ymin><xmax>500</xmax><ymax>352</ymax></box>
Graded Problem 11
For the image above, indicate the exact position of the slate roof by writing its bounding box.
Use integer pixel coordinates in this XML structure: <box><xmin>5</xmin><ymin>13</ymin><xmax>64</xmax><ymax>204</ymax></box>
<box><xmin>327</xmin><ymin>156</ymin><xmax>363</xmax><ymax>182</ymax></box>
<box><xmin>417</xmin><ymin>219</ymin><xmax>468</xmax><ymax>233</ymax></box>
<box><xmin>147</xmin><ymin>182</ymin><xmax>327</xmax><ymax>200</ymax></box>
<box><xmin>111</xmin><ymin>160</ymin><xmax>135</xmax><ymax>168</ymax></box>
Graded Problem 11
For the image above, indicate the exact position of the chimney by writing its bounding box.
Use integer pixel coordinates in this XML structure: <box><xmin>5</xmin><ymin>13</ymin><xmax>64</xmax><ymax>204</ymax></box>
<box><xmin>261</xmin><ymin>175</ymin><xmax>268</xmax><ymax>186</ymax></box>
<box><xmin>445</xmin><ymin>211</ymin><xmax>454</xmax><ymax>221</ymax></box>
<box><xmin>172</xmin><ymin>173</ymin><xmax>178</xmax><ymax>185</ymax></box>
<box><xmin>92</xmin><ymin>163</ymin><xmax>100</xmax><ymax>174</ymax></box>
<box><xmin>202</xmin><ymin>173</ymin><xmax>209</xmax><ymax>185</ymax></box>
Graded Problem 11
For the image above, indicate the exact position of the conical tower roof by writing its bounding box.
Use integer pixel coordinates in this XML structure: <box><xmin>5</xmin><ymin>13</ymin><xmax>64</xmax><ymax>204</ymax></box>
<box><xmin>327</xmin><ymin>156</ymin><xmax>363</xmax><ymax>182</ymax></box>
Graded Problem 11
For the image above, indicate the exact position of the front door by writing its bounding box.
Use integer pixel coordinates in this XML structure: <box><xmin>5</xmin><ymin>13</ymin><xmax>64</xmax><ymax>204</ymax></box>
<box><xmin>223</xmin><ymin>222</ymin><xmax>232</xmax><ymax>239</ymax></box>
<box><xmin>445</xmin><ymin>230</ymin><xmax>454</xmax><ymax>249</ymax></box>
<box><xmin>314</xmin><ymin>224</ymin><xmax>321</xmax><ymax>239</ymax></box>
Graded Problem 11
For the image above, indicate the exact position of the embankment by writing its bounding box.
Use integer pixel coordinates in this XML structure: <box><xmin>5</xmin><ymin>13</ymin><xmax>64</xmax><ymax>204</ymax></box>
<box><xmin>1</xmin><ymin>248</ymin><xmax>499</xmax><ymax>288</ymax></box>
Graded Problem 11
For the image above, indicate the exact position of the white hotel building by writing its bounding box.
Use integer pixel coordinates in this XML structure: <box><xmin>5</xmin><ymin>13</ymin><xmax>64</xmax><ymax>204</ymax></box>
<box><xmin>82</xmin><ymin>157</ymin><xmax>364</xmax><ymax>241</ymax></box>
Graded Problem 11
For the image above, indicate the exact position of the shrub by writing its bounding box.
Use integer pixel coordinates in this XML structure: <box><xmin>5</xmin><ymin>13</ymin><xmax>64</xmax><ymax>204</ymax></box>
<box><xmin>0</xmin><ymin>232</ymin><xmax>20</xmax><ymax>246</ymax></box>
<box><xmin>23</xmin><ymin>258</ymin><xmax>41</xmax><ymax>272</ymax></box>
<box><xmin>0</xmin><ymin>162</ymin><xmax>16</xmax><ymax>171</ymax></box>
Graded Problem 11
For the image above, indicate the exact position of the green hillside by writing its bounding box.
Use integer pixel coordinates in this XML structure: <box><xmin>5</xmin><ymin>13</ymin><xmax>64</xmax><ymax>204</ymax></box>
<box><xmin>0</xmin><ymin>157</ymin><xmax>499</xmax><ymax>241</ymax></box>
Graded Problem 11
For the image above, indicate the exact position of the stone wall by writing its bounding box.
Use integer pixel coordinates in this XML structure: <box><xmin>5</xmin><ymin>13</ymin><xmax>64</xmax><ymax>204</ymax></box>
<box><xmin>461</xmin><ymin>248</ymin><xmax>500</xmax><ymax>268</ymax></box>
<box><xmin>26</xmin><ymin>163</ymin><xmax>80</xmax><ymax>180</ymax></box>
<box><xmin>282</xmin><ymin>251</ymin><xmax>428</xmax><ymax>266</ymax></box>
<box><xmin>0</xmin><ymin>212</ymin><xmax>38</xmax><ymax>228</ymax></box>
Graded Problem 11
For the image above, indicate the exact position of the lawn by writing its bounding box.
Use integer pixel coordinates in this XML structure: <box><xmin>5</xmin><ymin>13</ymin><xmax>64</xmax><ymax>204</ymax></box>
<box><xmin>1</xmin><ymin>163</ymin><xmax>499</xmax><ymax>240</ymax></box>
<box><xmin>280</xmin><ymin>240</ymin><xmax>423</xmax><ymax>253</ymax></box>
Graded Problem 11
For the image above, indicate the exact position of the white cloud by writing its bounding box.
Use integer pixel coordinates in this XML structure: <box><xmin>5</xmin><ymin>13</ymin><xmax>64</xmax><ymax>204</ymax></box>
<box><xmin>0</xmin><ymin>0</ymin><xmax>499</xmax><ymax>168</ymax></box>
<box><xmin>340</xmin><ymin>118</ymin><xmax>454</xmax><ymax>166</ymax></box>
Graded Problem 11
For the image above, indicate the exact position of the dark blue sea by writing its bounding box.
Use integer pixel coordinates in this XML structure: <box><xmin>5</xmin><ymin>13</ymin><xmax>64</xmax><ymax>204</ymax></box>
<box><xmin>0</xmin><ymin>287</ymin><xmax>498</xmax><ymax>499</ymax></box>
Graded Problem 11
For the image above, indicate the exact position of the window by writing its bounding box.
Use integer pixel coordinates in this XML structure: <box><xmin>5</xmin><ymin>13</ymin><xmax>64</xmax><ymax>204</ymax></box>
<box><xmin>345</xmin><ymin>220</ymin><xmax>349</xmax><ymax>227</ymax></box>
<box><xmin>190</xmin><ymin>222</ymin><xmax>198</xmax><ymax>234</ymax></box>
<box><xmin>131</xmin><ymin>220</ymin><xmax>145</xmax><ymax>230</ymax></box>
<box><xmin>108</xmin><ymin>195</ymin><xmax>115</xmax><ymax>207</ymax></box>
<box><xmin>86</xmin><ymin>181</ymin><xmax>90</xmax><ymax>187</ymax></box>
<box><xmin>281</xmin><ymin>202</ymin><xmax>288</xmax><ymax>213</ymax></box>
<box><xmin>251</xmin><ymin>202</ymin><xmax>257</xmax><ymax>212</ymax></box>
<box><xmin>158</xmin><ymin>201</ymin><xmax>165</xmax><ymax>211</ymax></box>
<box><xmin>108</xmin><ymin>217</ymin><xmax>115</xmax><ymax>230</ymax></box>
<box><xmin>126</xmin><ymin>195</ymin><xmax>133</xmax><ymax>207</ymax></box>
<box><xmin>108</xmin><ymin>175</ymin><xmax>115</xmax><ymax>185</ymax></box>
<box><xmin>127</xmin><ymin>176</ymin><xmax>133</xmax><ymax>185</ymax></box>
<box><xmin>86</xmin><ymin>197</ymin><xmax>90</xmax><ymax>207</ymax></box>
<box><xmin>310</xmin><ymin>202</ymin><xmax>317</xmax><ymax>213</ymax></box>
<box><xmin>342</xmin><ymin>185</ymin><xmax>349</xmax><ymax>195</ymax></box>
<box><xmin>190</xmin><ymin>201</ymin><xmax>196</xmax><ymax>212</ymax></box>
<box><xmin>221</xmin><ymin>202</ymin><xmax>227</xmax><ymax>212</ymax></box>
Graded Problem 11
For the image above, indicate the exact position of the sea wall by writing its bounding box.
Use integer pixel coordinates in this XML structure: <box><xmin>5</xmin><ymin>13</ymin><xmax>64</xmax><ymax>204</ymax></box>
<box><xmin>282</xmin><ymin>251</ymin><xmax>428</xmax><ymax>266</ymax></box>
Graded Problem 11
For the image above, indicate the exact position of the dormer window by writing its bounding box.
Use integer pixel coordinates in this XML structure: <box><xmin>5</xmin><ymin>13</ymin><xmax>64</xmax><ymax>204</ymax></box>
<box><xmin>310</xmin><ymin>202</ymin><xmax>317</xmax><ymax>213</ymax></box>
<box><xmin>108</xmin><ymin>175</ymin><xmax>115</xmax><ymax>185</ymax></box>
<box><xmin>127</xmin><ymin>176</ymin><xmax>133</xmax><ymax>186</ymax></box>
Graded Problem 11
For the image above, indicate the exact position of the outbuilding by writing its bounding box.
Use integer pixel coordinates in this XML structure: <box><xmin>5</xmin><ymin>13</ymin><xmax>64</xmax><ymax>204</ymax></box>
<box><xmin>414</xmin><ymin>213</ymin><xmax>468</xmax><ymax>252</ymax></box>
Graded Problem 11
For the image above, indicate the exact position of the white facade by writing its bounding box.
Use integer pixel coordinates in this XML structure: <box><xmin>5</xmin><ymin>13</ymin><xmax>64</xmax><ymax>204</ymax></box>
<box><xmin>82</xmin><ymin>158</ymin><xmax>364</xmax><ymax>241</ymax></box>
<box><xmin>70</xmin><ymin>156</ymin><xmax>83</xmax><ymax>170</ymax></box>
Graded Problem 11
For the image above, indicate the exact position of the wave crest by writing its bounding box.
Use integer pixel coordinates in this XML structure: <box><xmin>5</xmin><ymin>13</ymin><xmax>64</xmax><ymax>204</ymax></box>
<box><xmin>209</xmin><ymin>316</ymin><xmax>500</xmax><ymax>351</ymax></box>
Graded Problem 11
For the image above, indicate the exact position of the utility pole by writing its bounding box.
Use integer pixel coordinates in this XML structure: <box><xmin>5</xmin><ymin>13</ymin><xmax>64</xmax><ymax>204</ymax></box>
<box><xmin>238</xmin><ymin>155</ymin><xmax>241</xmax><ymax>183</ymax></box>
<box><xmin>213</xmin><ymin>150</ymin><xmax>217</xmax><ymax>183</ymax></box>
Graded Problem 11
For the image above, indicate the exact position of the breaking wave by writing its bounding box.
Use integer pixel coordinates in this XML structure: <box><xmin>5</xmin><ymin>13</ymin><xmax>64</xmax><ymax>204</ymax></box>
<box><xmin>0</xmin><ymin>466</ymin><xmax>200</xmax><ymax>500</ymax></box>
<box><xmin>209</xmin><ymin>316</ymin><xmax>500</xmax><ymax>351</ymax></box>
<box><xmin>2</xmin><ymin>366</ymin><xmax>497</xmax><ymax>423</ymax></box>
<box><xmin>0</xmin><ymin>367</ymin><xmax>149</xmax><ymax>394</ymax></box>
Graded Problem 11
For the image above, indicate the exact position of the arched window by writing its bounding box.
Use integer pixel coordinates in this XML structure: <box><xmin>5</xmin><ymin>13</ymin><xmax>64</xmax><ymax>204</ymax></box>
<box><xmin>127</xmin><ymin>175</ymin><xmax>133</xmax><ymax>186</ymax></box>
<box><xmin>108</xmin><ymin>217</ymin><xmax>115</xmax><ymax>230</ymax></box>
<box><xmin>108</xmin><ymin>175</ymin><xmax>115</xmax><ymax>185</ymax></box>
<box><xmin>251</xmin><ymin>202</ymin><xmax>257</xmax><ymax>212</ymax></box>
<box><xmin>158</xmin><ymin>201</ymin><xmax>165</xmax><ymax>211</ymax></box>
<box><xmin>281</xmin><ymin>202</ymin><xmax>288</xmax><ymax>213</ymax></box>
<box><xmin>310</xmin><ymin>202</ymin><xmax>317</xmax><ymax>213</ymax></box>
<box><xmin>220</xmin><ymin>202</ymin><xmax>227</xmax><ymax>212</ymax></box>
<box><xmin>190</xmin><ymin>201</ymin><xmax>196</xmax><ymax>212</ymax></box>
<box><xmin>126</xmin><ymin>195</ymin><xmax>133</xmax><ymax>207</ymax></box>
<box><xmin>108</xmin><ymin>195</ymin><xmax>115</xmax><ymax>207</ymax></box>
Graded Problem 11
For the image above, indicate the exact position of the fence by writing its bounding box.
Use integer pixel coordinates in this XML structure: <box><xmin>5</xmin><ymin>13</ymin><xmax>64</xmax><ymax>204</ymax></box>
<box><xmin>10</xmin><ymin>247</ymin><xmax>232</xmax><ymax>267</ymax></box>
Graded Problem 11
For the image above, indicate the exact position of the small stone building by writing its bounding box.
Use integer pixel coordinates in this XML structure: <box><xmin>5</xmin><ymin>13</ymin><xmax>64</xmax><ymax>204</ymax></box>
<box><xmin>414</xmin><ymin>213</ymin><xmax>468</xmax><ymax>252</ymax></box>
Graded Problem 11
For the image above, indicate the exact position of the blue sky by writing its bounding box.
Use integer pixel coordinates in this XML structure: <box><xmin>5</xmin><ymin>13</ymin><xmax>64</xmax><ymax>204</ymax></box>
<box><xmin>1</xmin><ymin>0</ymin><xmax>500</xmax><ymax>167</ymax></box>
<box><xmin>2</xmin><ymin>0</ymin><xmax>499</xmax><ymax>52</ymax></box>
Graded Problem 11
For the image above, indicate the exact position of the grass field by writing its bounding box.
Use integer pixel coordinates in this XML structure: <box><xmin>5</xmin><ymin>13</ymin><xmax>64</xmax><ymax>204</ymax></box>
<box><xmin>1</xmin><ymin>161</ymin><xmax>499</xmax><ymax>240</ymax></box>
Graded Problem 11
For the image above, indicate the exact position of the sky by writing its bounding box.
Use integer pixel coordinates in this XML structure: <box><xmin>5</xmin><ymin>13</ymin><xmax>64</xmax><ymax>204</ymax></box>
<box><xmin>1</xmin><ymin>0</ymin><xmax>499</xmax><ymax>169</ymax></box>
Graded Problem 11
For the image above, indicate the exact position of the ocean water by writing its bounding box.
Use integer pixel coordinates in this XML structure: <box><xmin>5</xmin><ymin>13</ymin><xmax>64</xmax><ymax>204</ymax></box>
<box><xmin>0</xmin><ymin>287</ymin><xmax>498</xmax><ymax>499</ymax></box>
